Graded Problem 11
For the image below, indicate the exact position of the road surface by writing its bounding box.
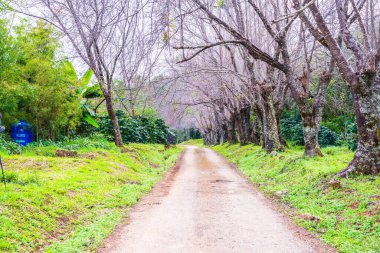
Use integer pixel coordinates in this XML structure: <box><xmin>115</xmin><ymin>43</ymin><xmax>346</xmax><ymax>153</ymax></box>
<box><xmin>99</xmin><ymin>146</ymin><xmax>335</xmax><ymax>253</ymax></box>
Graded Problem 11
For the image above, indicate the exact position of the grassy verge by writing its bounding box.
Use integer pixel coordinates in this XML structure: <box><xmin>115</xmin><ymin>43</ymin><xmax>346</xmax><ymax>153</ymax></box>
<box><xmin>191</xmin><ymin>140</ymin><xmax>379</xmax><ymax>253</ymax></box>
<box><xmin>0</xmin><ymin>138</ymin><xmax>182</xmax><ymax>252</ymax></box>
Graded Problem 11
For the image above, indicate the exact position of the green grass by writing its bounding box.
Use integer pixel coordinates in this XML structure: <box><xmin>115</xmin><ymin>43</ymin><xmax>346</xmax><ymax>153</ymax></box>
<box><xmin>197</xmin><ymin>140</ymin><xmax>379</xmax><ymax>253</ymax></box>
<box><xmin>0</xmin><ymin>140</ymin><xmax>182</xmax><ymax>252</ymax></box>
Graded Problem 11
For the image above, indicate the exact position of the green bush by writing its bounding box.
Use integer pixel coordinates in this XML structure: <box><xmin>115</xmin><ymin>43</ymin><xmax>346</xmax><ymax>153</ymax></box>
<box><xmin>280</xmin><ymin>119</ymin><xmax>304</xmax><ymax>145</ymax></box>
<box><xmin>318</xmin><ymin>126</ymin><xmax>340</xmax><ymax>147</ymax></box>
<box><xmin>280</xmin><ymin>119</ymin><xmax>340</xmax><ymax>147</ymax></box>
<box><xmin>5</xmin><ymin>142</ymin><xmax>22</xmax><ymax>155</ymax></box>
<box><xmin>97</xmin><ymin>110</ymin><xmax>169</xmax><ymax>144</ymax></box>
<box><xmin>0</xmin><ymin>134</ymin><xmax>23</xmax><ymax>154</ymax></box>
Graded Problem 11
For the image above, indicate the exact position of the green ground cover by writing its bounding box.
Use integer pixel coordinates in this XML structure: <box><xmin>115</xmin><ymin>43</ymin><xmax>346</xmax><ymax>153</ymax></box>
<box><xmin>188</xmin><ymin>140</ymin><xmax>380</xmax><ymax>253</ymax></box>
<box><xmin>0</xmin><ymin>138</ymin><xmax>182</xmax><ymax>252</ymax></box>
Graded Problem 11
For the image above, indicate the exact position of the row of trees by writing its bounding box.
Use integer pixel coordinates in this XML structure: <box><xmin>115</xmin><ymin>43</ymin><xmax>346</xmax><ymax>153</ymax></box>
<box><xmin>10</xmin><ymin>0</ymin><xmax>378</xmax><ymax>176</ymax></box>
<box><xmin>12</xmin><ymin>0</ymin><xmax>166</xmax><ymax>147</ymax></box>
<box><xmin>163</xmin><ymin>0</ymin><xmax>379</xmax><ymax>177</ymax></box>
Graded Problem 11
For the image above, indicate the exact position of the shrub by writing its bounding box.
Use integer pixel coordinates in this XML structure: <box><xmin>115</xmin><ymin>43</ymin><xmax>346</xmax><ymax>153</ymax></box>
<box><xmin>318</xmin><ymin>126</ymin><xmax>340</xmax><ymax>147</ymax></box>
<box><xmin>98</xmin><ymin>110</ymin><xmax>169</xmax><ymax>144</ymax></box>
<box><xmin>280</xmin><ymin>119</ymin><xmax>340</xmax><ymax>147</ymax></box>
<box><xmin>5</xmin><ymin>142</ymin><xmax>23</xmax><ymax>155</ymax></box>
<box><xmin>5</xmin><ymin>171</ymin><xmax>19</xmax><ymax>183</ymax></box>
<box><xmin>280</xmin><ymin>119</ymin><xmax>304</xmax><ymax>145</ymax></box>
<box><xmin>0</xmin><ymin>134</ymin><xmax>23</xmax><ymax>154</ymax></box>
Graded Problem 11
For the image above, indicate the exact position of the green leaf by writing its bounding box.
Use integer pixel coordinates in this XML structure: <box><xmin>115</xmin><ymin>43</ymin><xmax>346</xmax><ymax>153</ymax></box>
<box><xmin>83</xmin><ymin>113</ymin><xmax>100</xmax><ymax>128</ymax></box>
<box><xmin>63</xmin><ymin>61</ymin><xmax>78</xmax><ymax>81</ymax></box>
<box><xmin>81</xmin><ymin>85</ymin><xmax>102</xmax><ymax>99</ymax></box>
<box><xmin>80</xmin><ymin>68</ymin><xmax>93</xmax><ymax>86</ymax></box>
<box><xmin>83</xmin><ymin>104</ymin><xmax>96</xmax><ymax>116</ymax></box>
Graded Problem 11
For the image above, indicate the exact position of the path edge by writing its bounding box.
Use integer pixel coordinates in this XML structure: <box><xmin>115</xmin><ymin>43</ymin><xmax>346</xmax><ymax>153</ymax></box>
<box><xmin>97</xmin><ymin>148</ymin><xmax>187</xmax><ymax>253</ymax></box>
<box><xmin>207</xmin><ymin>147</ymin><xmax>338</xmax><ymax>253</ymax></box>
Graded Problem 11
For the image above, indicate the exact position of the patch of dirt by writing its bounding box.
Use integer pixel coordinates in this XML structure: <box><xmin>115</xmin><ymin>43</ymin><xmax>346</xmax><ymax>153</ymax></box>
<box><xmin>44</xmin><ymin>194</ymin><xmax>54</xmax><ymax>204</ymax></box>
<box><xmin>55</xmin><ymin>150</ymin><xmax>78</xmax><ymax>158</ymax></box>
<box><xmin>81</xmin><ymin>153</ymin><xmax>97</xmax><ymax>159</ymax></box>
<box><xmin>120</xmin><ymin>147</ymin><xmax>138</xmax><ymax>154</ymax></box>
<box><xmin>299</xmin><ymin>213</ymin><xmax>321</xmax><ymax>223</ymax></box>
<box><xmin>328</xmin><ymin>180</ymin><xmax>342</xmax><ymax>189</ymax></box>
<box><xmin>349</xmin><ymin>201</ymin><xmax>360</xmax><ymax>209</ymax></box>
<box><xmin>149</xmin><ymin>162</ymin><xmax>160</xmax><ymax>169</ymax></box>
<box><xmin>67</xmin><ymin>190</ymin><xmax>76</xmax><ymax>199</ymax></box>
<box><xmin>361</xmin><ymin>206</ymin><xmax>380</xmax><ymax>217</ymax></box>
<box><xmin>4</xmin><ymin>158</ymin><xmax>50</xmax><ymax>170</ymax></box>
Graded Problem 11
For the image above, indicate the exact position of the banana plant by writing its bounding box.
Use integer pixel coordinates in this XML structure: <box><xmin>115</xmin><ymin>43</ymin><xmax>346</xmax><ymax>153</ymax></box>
<box><xmin>78</xmin><ymin>69</ymin><xmax>103</xmax><ymax>128</ymax></box>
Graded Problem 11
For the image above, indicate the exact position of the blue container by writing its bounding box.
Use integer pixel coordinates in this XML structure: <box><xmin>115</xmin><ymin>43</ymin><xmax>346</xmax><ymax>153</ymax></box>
<box><xmin>11</xmin><ymin>120</ymin><xmax>34</xmax><ymax>146</ymax></box>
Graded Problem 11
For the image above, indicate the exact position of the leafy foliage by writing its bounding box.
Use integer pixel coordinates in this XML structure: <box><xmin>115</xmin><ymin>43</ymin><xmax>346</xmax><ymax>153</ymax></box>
<box><xmin>318</xmin><ymin>126</ymin><xmax>340</xmax><ymax>147</ymax></box>
<box><xmin>83</xmin><ymin>110</ymin><xmax>170</xmax><ymax>144</ymax></box>
<box><xmin>215</xmin><ymin>0</ymin><xmax>225</xmax><ymax>7</ymax></box>
<box><xmin>280</xmin><ymin>118</ymin><xmax>340</xmax><ymax>147</ymax></box>
<box><xmin>0</xmin><ymin>20</ymin><xmax>81</xmax><ymax>140</ymax></box>
<box><xmin>280</xmin><ymin>118</ymin><xmax>304</xmax><ymax>145</ymax></box>
<box><xmin>0</xmin><ymin>134</ymin><xmax>22</xmax><ymax>154</ymax></box>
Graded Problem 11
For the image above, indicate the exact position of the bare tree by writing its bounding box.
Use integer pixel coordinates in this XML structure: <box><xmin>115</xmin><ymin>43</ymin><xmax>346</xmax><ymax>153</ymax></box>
<box><xmin>170</xmin><ymin>0</ymin><xmax>332</xmax><ymax>155</ymax></box>
<box><xmin>14</xmin><ymin>0</ymin><xmax>159</xmax><ymax>147</ymax></box>
<box><xmin>292</xmin><ymin>0</ymin><xmax>379</xmax><ymax>176</ymax></box>
<box><xmin>116</xmin><ymin>2</ymin><xmax>165</xmax><ymax>117</ymax></box>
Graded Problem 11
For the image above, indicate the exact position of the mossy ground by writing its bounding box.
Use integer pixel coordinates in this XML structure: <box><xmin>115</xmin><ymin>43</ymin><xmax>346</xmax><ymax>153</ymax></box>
<box><xmin>188</xmin><ymin>139</ymin><xmax>379</xmax><ymax>253</ymax></box>
<box><xmin>0</xmin><ymin>142</ymin><xmax>182</xmax><ymax>252</ymax></box>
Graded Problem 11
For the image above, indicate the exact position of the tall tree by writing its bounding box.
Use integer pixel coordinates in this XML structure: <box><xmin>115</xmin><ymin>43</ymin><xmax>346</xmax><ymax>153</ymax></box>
<box><xmin>293</xmin><ymin>0</ymin><xmax>379</xmax><ymax>176</ymax></box>
<box><xmin>14</xmin><ymin>0</ymin><xmax>161</xmax><ymax>146</ymax></box>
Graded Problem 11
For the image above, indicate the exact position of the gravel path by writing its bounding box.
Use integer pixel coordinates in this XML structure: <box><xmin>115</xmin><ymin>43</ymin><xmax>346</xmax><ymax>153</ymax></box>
<box><xmin>99</xmin><ymin>146</ymin><xmax>335</xmax><ymax>253</ymax></box>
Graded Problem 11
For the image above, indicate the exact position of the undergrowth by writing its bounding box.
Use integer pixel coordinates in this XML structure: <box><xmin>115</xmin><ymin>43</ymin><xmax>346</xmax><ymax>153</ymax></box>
<box><xmin>0</xmin><ymin>138</ymin><xmax>182</xmax><ymax>252</ymax></box>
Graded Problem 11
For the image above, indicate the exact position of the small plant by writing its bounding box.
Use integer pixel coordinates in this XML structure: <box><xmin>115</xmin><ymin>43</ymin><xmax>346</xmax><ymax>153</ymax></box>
<box><xmin>5</xmin><ymin>171</ymin><xmax>19</xmax><ymax>183</ymax></box>
<box><xmin>1</xmin><ymin>137</ymin><xmax>23</xmax><ymax>155</ymax></box>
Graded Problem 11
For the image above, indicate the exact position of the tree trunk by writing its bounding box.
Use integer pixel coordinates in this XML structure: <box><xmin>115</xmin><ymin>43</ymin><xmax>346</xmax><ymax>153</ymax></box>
<box><xmin>275</xmin><ymin>107</ymin><xmax>287</xmax><ymax>147</ymax></box>
<box><xmin>226</xmin><ymin>116</ymin><xmax>238</xmax><ymax>145</ymax></box>
<box><xmin>251</xmin><ymin>116</ymin><xmax>262</xmax><ymax>145</ymax></box>
<box><xmin>261</xmin><ymin>84</ymin><xmax>284</xmax><ymax>153</ymax></box>
<box><xmin>221</xmin><ymin>123</ymin><xmax>228</xmax><ymax>144</ymax></box>
<box><xmin>337</xmin><ymin>75</ymin><xmax>380</xmax><ymax>177</ymax></box>
<box><xmin>289</xmin><ymin>65</ymin><xmax>332</xmax><ymax>157</ymax></box>
<box><xmin>219</xmin><ymin>128</ymin><xmax>225</xmax><ymax>144</ymax></box>
<box><xmin>299</xmin><ymin>100</ymin><xmax>323</xmax><ymax>157</ymax></box>
<box><xmin>203</xmin><ymin>130</ymin><xmax>210</xmax><ymax>145</ymax></box>
<box><xmin>104</xmin><ymin>94</ymin><xmax>123</xmax><ymax>147</ymax></box>
<box><xmin>236</xmin><ymin>107</ymin><xmax>252</xmax><ymax>145</ymax></box>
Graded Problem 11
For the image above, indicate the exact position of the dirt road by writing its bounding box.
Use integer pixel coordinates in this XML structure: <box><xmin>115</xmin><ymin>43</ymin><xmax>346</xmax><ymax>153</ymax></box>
<box><xmin>99</xmin><ymin>146</ymin><xmax>335</xmax><ymax>253</ymax></box>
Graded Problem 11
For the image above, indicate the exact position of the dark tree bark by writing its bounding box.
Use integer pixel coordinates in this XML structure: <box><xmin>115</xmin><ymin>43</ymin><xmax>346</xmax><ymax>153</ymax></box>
<box><xmin>261</xmin><ymin>83</ymin><xmax>284</xmax><ymax>152</ymax></box>
<box><xmin>251</xmin><ymin>115</ymin><xmax>262</xmax><ymax>145</ymax></box>
<box><xmin>221</xmin><ymin>123</ymin><xmax>228</xmax><ymax>144</ymax></box>
<box><xmin>299</xmin><ymin>99</ymin><xmax>323</xmax><ymax>157</ymax></box>
<box><xmin>226</xmin><ymin>115</ymin><xmax>238</xmax><ymax>145</ymax></box>
<box><xmin>236</xmin><ymin>107</ymin><xmax>252</xmax><ymax>145</ymax></box>
<box><xmin>297</xmin><ymin>68</ymin><xmax>333</xmax><ymax>157</ymax></box>
<box><xmin>104</xmin><ymin>93</ymin><xmax>123</xmax><ymax>147</ymax></box>
<box><xmin>337</xmin><ymin>74</ymin><xmax>380</xmax><ymax>176</ymax></box>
